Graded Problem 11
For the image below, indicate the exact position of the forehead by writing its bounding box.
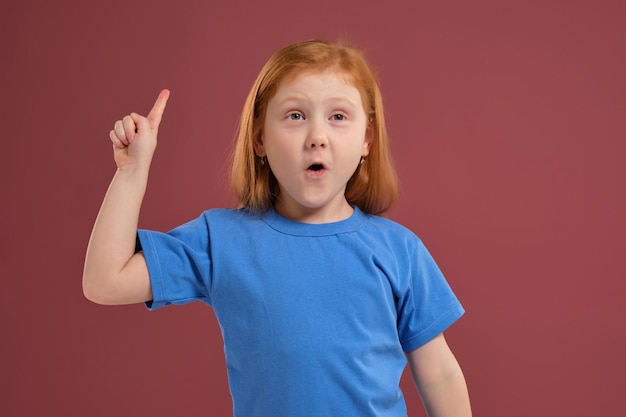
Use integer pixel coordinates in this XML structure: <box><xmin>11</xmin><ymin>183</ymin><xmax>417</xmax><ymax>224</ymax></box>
<box><xmin>271</xmin><ymin>69</ymin><xmax>365</xmax><ymax>106</ymax></box>
<box><xmin>283</xmin><ymin>67</ymin><xmax>355</xmax><ymax>85</ymax></box>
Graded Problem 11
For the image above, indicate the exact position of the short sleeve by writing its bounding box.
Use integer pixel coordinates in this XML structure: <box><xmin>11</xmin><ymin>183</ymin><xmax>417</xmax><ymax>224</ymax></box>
<box><xmin>136</xmin><ymin>214</ymin><xmax>212</xmax><ymax>310</ymax></box>
<box><xmin>396</xmin><ymin>239</ymin><xmax>464</xmax><ymax>352</ymax></box>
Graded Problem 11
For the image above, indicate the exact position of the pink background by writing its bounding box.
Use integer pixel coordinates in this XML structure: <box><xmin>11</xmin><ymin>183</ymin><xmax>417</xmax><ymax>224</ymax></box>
<box><xmin>2</xmin><ymin>1</ymin><xmax>625</xmax><ymax>416</ymax></box>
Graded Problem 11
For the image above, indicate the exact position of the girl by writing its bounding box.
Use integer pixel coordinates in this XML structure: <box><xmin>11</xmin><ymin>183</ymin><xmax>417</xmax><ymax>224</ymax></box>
<box><xmin>83</xmin><ymin>40</ymin><xmax>472</xmax><ymax>417</ymax></box>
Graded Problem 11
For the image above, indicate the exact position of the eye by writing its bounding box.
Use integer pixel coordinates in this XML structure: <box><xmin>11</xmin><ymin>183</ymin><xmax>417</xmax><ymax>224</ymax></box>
<box><xmin>331</xmin><ymin>113</ymin><xmax>346</xmax><ymax>121</ymax></box>
<box><xmin>288</xmin><ymin>112</ymin><xmax>304</xmax><ymax>120</ymax></box>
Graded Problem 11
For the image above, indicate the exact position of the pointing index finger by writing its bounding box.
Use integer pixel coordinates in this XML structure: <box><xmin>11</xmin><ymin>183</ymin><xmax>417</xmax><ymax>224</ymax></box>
<box><xmin>147</xmin><ymin>89</ymin><xmax>170</xmax><ymax>128</ymax></box>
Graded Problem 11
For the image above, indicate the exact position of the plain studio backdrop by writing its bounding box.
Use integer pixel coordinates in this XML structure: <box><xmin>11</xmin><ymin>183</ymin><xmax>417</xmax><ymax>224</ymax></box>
<box><xmin>1</xmin><ymin>1</ymin><xmax>624</xmax><ymax>416</ymax></box>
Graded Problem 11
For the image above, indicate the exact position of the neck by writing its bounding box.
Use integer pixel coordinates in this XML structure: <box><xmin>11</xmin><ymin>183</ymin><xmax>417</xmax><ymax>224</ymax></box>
<box><xmin>273</xmin><ymin>198</ymin><xmax>354</xmax><ymax>224</ymax></box>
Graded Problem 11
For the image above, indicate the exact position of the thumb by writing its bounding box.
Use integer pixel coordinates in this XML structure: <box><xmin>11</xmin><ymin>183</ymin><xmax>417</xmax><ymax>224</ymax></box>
<box><xmin>147</xmin><ymin>89</ymin><xmax>170</xmax><ymax>129</ymax></box>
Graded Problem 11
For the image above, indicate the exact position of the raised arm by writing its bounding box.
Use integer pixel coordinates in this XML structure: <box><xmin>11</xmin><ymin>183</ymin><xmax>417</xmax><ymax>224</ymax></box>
<box><xmin>406</xmin><ymin>333</ymin><xmax>472</xmax><ymax>417</ymax></box>
<box><xmin>82</xmin><ymin>90</ymin><xmax>170</xmax><ymax>305</ymax></box>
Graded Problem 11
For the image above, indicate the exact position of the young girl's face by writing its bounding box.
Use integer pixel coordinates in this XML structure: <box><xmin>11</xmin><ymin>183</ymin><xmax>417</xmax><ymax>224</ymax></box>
<box><xmin>256</xmin><ymin>69</ymin><xmax>371</xmax><ymax>223</ymax></box>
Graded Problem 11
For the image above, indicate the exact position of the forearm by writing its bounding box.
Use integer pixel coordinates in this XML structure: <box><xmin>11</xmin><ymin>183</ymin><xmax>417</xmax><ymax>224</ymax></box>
<box><xmin>82</xmin><ymin>167</ymin><xmax>149</xmax><ymax>302</ymax></box>
<box><xmin>406</xmin><ymin>334</ymin><xmax>472</xmax><ymax>417</ymax></box>
<box><xmin>418</xmin><ymin>365</ymin><xmax>472</xmax><ymax>417</ymax></box>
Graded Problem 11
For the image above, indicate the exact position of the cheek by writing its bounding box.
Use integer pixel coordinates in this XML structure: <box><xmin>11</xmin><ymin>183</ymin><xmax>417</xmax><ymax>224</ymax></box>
<box><xmin>262</xmin><ymin>133</ymin><xmax>285</xmax><ymax>154</ymax></box>
<box><xmin>263</xmin><ymin>140</ymin><xmax>295</xmax><ymax>168</ymax></box>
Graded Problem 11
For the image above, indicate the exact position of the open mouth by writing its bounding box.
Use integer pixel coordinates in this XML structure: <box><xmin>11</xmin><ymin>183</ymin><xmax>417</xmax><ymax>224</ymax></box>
<box><xmin>306</xmin><ymin>163</ymin><xmax>326</xmax><ymax>177</ymax></box>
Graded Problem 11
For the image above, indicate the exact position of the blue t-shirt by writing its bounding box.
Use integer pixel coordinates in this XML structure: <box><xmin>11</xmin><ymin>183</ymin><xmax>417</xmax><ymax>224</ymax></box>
<box><xmin>137</xmin><ymin>207</ymin><xmax>464</xmax><ymax>417</ymax></box>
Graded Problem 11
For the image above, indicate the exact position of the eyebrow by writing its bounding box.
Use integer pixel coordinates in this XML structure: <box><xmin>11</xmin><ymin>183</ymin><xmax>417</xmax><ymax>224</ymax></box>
<box><xmin>275</xmin><ymin>95</ymin><xmax>360</xmax><ymax>108</ymax></box>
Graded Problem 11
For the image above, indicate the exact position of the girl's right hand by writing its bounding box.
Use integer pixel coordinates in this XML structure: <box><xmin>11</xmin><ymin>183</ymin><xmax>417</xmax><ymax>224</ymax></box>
<box><xmin>109</xmin><ymin>89</ymin><xmax>170</xmax><ymax>170</ymax></box>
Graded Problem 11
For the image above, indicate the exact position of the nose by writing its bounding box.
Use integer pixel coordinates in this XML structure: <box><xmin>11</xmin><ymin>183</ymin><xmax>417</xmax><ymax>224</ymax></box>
<box><xmin>305</xmin><ymin>118</ymin><xmax>329</xmax><ymax>149</ymax></box>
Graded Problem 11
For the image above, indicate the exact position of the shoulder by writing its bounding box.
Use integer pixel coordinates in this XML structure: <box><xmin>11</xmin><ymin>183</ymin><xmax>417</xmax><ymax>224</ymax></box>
<box><xmin>349</xmin><ymin>213</ymin><xmax>434</xmax><ymax>271</ymax></box>
<box><xmin>360</xmin><ymin>212</ymin><xmax>423</xmax><ymax>248</ymax></box>
<box><xmin>164</xmin><ymin>208</ymin><xmax>257</xmax><ymax>237</ymax></box>
<box><xmin>198</xmin><ymin>208</ymin><xmax>270</xmax><ymax>237</ymax></box>
<box><xmin>199</xmin><ymin>207</ymin><xmax>263</xmax><ymax>224</ymax></box>
<box><xmin>363</xmin><ymin>213</ymin><xmax>414</xmax><ymax>234</ymax></box>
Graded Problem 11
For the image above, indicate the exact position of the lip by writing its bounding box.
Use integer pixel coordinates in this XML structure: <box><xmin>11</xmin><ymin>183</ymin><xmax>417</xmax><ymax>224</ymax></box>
<box><xmin>305</xmin><ymin>161</ymin><xmax>327</xmax><ymax>177</ymax></box>
<box><xmin>306</xmin><ymin>168</ymin><xmax>327</xmax><ymax>178</ymax></box>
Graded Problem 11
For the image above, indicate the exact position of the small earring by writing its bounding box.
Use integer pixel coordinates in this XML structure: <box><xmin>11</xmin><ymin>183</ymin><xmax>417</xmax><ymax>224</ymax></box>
<box><xmin>360</xmin><ymin>156</ymin><xmax>365</xmax><ymax>165</ymax></box>
<box><xmin>260</xmin><ymin>156</ymin><xmax>266</xmax><ymax>166</ymax></box>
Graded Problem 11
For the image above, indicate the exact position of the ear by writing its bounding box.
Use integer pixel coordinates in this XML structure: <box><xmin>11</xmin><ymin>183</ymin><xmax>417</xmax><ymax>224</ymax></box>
<box><xmin>253</xmin><ymin>133</ymin><xmax>266</xmax><ymax>157</ymax></box>
<box><xmin>362</xmin><ymin>124</ymin><xmax>373</xmax><ymax>157</ymax></box>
